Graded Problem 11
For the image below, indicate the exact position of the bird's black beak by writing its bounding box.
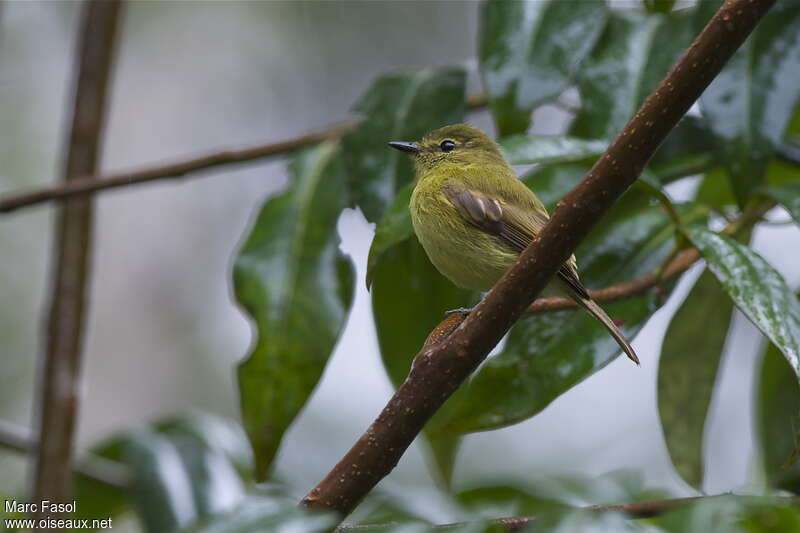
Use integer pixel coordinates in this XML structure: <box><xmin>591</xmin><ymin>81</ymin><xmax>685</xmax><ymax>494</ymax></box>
<box><xmin>388</xmin><ymin>141</ymin><xmax>421</xmax><ymax>154</ymax></box>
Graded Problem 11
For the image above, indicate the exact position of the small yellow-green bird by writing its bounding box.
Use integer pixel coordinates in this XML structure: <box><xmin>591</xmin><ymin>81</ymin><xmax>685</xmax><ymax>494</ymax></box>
<box><xmin>389</xmin><ymin>123</ymin><xmax>639</xmax><ymax>365</ymax></box>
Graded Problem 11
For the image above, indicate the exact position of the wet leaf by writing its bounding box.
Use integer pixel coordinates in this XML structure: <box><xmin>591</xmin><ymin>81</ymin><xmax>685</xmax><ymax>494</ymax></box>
<box><xmin>343</xmin><ymin>68</ymin><xmax>466</xmax><ymax>222</ymax></box>
<box><xmin>657</xmin><ymin>269</ymin><xmax>735</xmax><ymax>489</ymax></box>
<box><xmin>479</xmin><ymin>0</ymin><xmax>606</xmax><ymax>135</ymax></box>
<box><xmin>80</xmin><ymin>415</ymin><xmax>253</xmax><ymax>533</ymax></box>
<box><xmin>699</xmin><ymin>0</ymin><xmax>800</xmax><ymax>205</ymax></box>
<box><xmin>500</xmin><ymin>135</ymin><xmax>607</xmax><ymax>166</ymax></box>
<box><xmin>649</xmin><ymin>116</ymin><xmax>716</xmax><ymax>183</ymax></box>
<box><xmin>161</xmin><ymin>418</ymin><xmax>248</xmax><ymax>517</ymax></box>
<box><xmin>761</xmin><ymin>182</ymin><xmax>800</xmax><ymax>226</ymax></box>
<box><xmin>234</xmin><ymin>143</ymin><xmax>355</xmax><ymax>480</ymax></box>
<box><xmin>123</xmin><ymin>429</ymin><xmax>200</xmax><ymax>533</ymax></box>
<box><xmin>684</xmin><ymin>227</ymin><xmax>800</xmax><ymax>379</ymax></box>
<box><xmin>652</xmin><ymin>495</ymin><xmax>800</xmax><ymax>533</ymax></box>
<box><xmin>366</xmin><ymin>182</ymin><xmax>414</xmax><ymax>289</ymax></box>
<box><xmin>184</xmin><ymin>494</ymin><xmax>337</xmax><ymax>533</ymax></box>
<box><xmin>572</xmin><ymin>8</ymin><xmax>698</xmax><ymax>140</ymax></box>
<box><xmin>757</xmin><ymin>341</ymin><xmax>800</xmax><ymax>493</ymax></box>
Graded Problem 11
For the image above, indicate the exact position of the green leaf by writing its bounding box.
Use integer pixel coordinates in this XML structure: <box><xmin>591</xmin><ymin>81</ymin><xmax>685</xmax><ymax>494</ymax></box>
<box><xmin>642</xmin><ymin>0</ymin><xmax>676</xmax><ymax>13</ymax></box>
<box><xmin>366</xmin><ymin>182</ymin><xmax>414</xmax><ymax>289</ymax></box>
<box><xmin>73</xmin><ymin>440</ymin><xmax>129</xmax><ymax>526</ymax></box>
<box><xmin>758</xmin><ymin>341</ymin><xmax>800</xmax><ymax>493</ymax></box>
<box><xmin>649</xmin><ymin>116</ymin><xmax>716</xmax><ymax>183</ymax></box>
<box><xmin>478</xmin><ymin>0</ymin><xmax>607</xmax><ymax>135</ymax></box>
<box><xmin>85</xmin><ymin>415</ymin><xmax>253</xmax><ymax>533</ymax></box>
<box><xmin>161</xmin><ymin>419</ymin><xmax>247</xmax><ymax>517</ymax></box>
<box><xmin>572</xmin><ymin>8</ymin><xmax>698</xmax><ymax>140</ymax></box>
<box><xmin>768</xmin><ymin>157</ymin><xmax>800</xmax><ymax>187</ymax></box>
<box><xmin>234</xmin><ymin>143</ymin><xmax>355</xmax><ymax>480</ymax></box>
<box><xmin>73</xmin><ymin>476</ymin><xmax>128</xmax><ymax>528</ymax></box>
<box><xmin>519</xmin><ymin>164</ymin><xmax>588</xmax><ymax>210</ymax></box>
<box><xmin>343</xmin><ymin>68</ymin><xmax>466</xmax><ymax>222</ymax></box>
<box><xmin>683</xmin><ymin>227</ymin><xmax>800</xmax><ymax>378</ymax></box>
<box><xmin>652</xmin><ymin>495</ymin><xmax>800</xmax><ymax>533</ymax></box>
<box><xmin>457</xmin><ymin>485</ymin><xmax>567</xmax><ymax>518</ymax></box>
<box><xmin>500</xmin><ymin>135</ymin><xmax>607</xmax><ymax>166</ymax></box>
<box><xmin>432</xmin><ymin>186</ymin><xmax>691</xmax><ymax>435</ymax></box>
<box><xmin>370</xmin><ymin>237</ymin><xmax>476</xmax><ymax>391</ymax></box>
<box><xmin>657</xmin><ymin>269</ymin><xmax>735</xmax><ymax>489</ymax></box>
<box><xmin>184</xmin><ymin>494</ymin><xmax>337</xmax><ymax>533</ymax></box>
<box><xmin>762</xmin><ymin>182</ymin><xmax>800</xmax><ymax>225</ymax></box>
<box><xmin>699</xmin><ymin>0</ymin><xmax>800</xmax><ymax>205</ymax></box>
<box><xmin>123</xmin><ymin>429</ymin><xmax>200</xmax><ymax>533</ymax></box>
<box><xmin>370</xmin><ymin>231</ymin><xmax>477</xmax><ymax>484</ymax></box>
<box><xmin>694</xmin><ymin>168</ymin><xmax>737</xmax><ymax>211</ymax></box>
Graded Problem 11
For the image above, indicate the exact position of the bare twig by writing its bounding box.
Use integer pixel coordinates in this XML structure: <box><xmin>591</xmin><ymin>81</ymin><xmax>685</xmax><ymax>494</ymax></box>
<box><xmin>0</xmin><ymin>94</ymin><xmax>489</xmax><ymax>214</ymax></box>
<box><xmin>525</xmin><ymin>247</ymin><xmax>700</xmax><ymax>313</ymax></box>
<box><xmin>0</xmin><ymin>122</ymin><xmax>356</xmax><ymax>214</ymax></box>
<box><xmin>300</xmin><ymin>0</ymin><xmax>776</xmax><ymax>522</ymax></box>
<box><xmin>32</xmin><ymin>0</ymin><xmax>123</xmax><ymax>516</ymax></box>
<box><xmin>336</xmin><ymin>495</ymin><xmax>800</xmax><ymax>531</ymax></box>
<box><xmin>0</xmin><ymin>420</ymin><xmax>131</xmax><ymax>489</ymax></box>
<box><xmin>524</xmin><ymin>198</ymin><xmax>773</xmax><ymax>314</ymax></box>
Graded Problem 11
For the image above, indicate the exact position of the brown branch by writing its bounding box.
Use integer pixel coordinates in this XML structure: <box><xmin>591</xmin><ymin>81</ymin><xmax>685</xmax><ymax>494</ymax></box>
<box><xmin>525</xmin><ymin>247</ymin><xmax>701</xmax><ymax>313</ymax></box>
<box><xmin>0</xmin><ymin>93</ymin><xmax>489</xmax><ymax>214</ymax></box>
<box><xmin>523</xmin><ymin>195</ymin><xmax>773</xmax><ymax>314</ymax></box>
<box><xmin>336</xmin><ymin>495</ymin><xmax>800</xmax><ymax>531</ymax></box>
<box><xmin>32</xmin><ymin>0</ymin><xmax>123</xmax><ymax>517</ymax></box>
<box><xmin>300</xmin><ymin>0</ymin><xmax>775</xmax><ymax>522</ymax></box>
<box><xmin>0</xmin><ymin>420</ymin><xmax>131</xmax><ymax>489</ymax></box>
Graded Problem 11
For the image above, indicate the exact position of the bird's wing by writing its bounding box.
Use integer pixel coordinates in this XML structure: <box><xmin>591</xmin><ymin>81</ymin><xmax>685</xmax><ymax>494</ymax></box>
<box><xmin>442</xmin><ymin>180</ymin><xmax>589</xmax><ymax>299</ymax></box>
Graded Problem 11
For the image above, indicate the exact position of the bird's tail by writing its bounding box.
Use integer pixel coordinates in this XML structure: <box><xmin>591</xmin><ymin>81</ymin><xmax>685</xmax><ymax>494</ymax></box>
<box><xmin>573</xmin><ymin>296</ymin><xmax>640</xmax><ymax>365</ymax></box>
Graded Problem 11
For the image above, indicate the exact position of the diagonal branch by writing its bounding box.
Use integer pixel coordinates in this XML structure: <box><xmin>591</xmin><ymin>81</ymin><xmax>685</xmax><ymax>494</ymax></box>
<box><xmin>299</xmin><ymin>0</ymin><xmax>776</xmax><ymax>522</ymax></box>
<box><xmin>32</xmin><ymin>0</ymin><xmax>123</xmax><ymax>514</ymax></box>
<box><xmin>0</xmin><ymin>94</ymin><xmax>489</xmax><ymax>214</ymax></box>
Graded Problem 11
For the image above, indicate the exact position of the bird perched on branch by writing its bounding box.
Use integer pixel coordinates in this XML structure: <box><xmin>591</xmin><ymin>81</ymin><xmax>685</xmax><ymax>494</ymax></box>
<box><xmin>389</xmin><ymin>123</ymin><xmax>639</xmax><ymax>365</ymax></box>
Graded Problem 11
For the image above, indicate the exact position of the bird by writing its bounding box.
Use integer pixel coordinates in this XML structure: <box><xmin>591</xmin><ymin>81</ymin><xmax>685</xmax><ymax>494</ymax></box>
<box><xmin>388</xmin><ymin>123</ymin><xmax>639</xmax><ymax>365</ymax></box>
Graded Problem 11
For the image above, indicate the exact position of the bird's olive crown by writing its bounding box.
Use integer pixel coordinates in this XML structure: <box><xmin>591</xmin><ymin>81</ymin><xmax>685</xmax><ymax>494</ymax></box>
<box><xmin>408</xmin><ymin>124</ymin><xmax>507</xmax><ymax>172</ymax></box>
<box><xmin>418</xmin><ymin>124</ymin><xmax>502</xmax><ymax>156</ymax></box>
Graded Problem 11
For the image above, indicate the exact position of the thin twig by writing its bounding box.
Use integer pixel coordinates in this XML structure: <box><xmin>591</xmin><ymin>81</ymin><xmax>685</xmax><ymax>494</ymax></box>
<box><xmin>524</xmin><ymin>198</ymin><xmax>774</xmax><ymax>314</ymax></box>
<box><xmin>32</xmin><ymin>0</ymin><xmax>123</xmax><ymax>515</ymax></box>
<box><xmin>0</xmin><ymin>420</ymin><xmax>131</xmax><ymax>489</ymax></box>
<box><xmin>299</xmin><ymin>0</ymin><xmax>776</xmax><ymax>522</ymax></box>
<box><xmin>336</xmin><ymin>495</ymin><xmax>800</xmax><ymax>531</ymax></box>
<box><xmin>0</xmin><ymin>94</ymin><xmax>489</xmax><ymax>214</ymax></box>
<box><xmin>526</xmin><ymin>247</ymin><xmax>699</xmax><ymax>313</ymax></box>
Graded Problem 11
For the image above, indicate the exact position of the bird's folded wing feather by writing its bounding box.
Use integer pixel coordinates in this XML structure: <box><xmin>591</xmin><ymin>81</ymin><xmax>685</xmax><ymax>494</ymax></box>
<box><xmin>443</xmin><ymin>180</ymin><xmax>589</xmax><ymax>300</ymax></box>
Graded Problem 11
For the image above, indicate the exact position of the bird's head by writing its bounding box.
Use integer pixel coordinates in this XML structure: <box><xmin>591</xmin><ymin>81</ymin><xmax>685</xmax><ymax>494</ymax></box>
<box><xmin>388</xmin><ymin>123</ymin><xmax>506</xmax><ymax>174</ymax></box>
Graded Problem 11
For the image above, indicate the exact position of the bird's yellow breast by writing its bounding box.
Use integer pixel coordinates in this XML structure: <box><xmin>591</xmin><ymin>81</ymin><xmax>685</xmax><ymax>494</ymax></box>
<box><xmin>409</xmin><ymin>166</ymin><xmax>518</xmax><ymax>291</ymax></box>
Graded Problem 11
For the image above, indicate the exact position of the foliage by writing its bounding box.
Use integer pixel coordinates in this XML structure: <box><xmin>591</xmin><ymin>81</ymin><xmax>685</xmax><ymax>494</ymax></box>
<box><xmin>226</xmin><ymin>0</ymin><xmax>800</xmax><ymax>528</ymax></box>
<box><xmin>12</xmin><ymin>0</ymin><xmax>800</xmax><ymax>531</ymax></box>
<box><xmin>226</xmin><ymin>0</ymin><xmax>800</xmax><ymax>526</ymax></box>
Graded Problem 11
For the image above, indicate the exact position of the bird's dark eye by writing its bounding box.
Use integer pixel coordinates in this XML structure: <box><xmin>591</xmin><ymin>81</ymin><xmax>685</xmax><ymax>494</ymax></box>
<box><xmin>440</xmin><ymin>140</ymin><xmax>456</xmax><ymax>152</ymax></box>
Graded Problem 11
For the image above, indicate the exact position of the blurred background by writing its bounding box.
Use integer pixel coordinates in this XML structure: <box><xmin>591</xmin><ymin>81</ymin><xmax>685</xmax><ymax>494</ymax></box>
<box><xmin>1</xmin><ymin>0</ymin><xmax>799</xmax><ymax>529</ymax></box>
